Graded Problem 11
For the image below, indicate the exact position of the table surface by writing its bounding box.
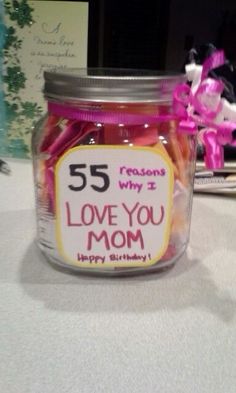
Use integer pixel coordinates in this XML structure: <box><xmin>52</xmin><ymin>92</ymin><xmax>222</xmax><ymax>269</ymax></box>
<box><xmin>1</xmin><ymin>159</ymin><xmax>236</xmax><ymax>393</ymax></box>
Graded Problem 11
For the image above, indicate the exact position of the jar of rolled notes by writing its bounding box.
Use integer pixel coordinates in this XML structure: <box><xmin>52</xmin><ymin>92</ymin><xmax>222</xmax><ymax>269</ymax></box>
<box><xmin>32</xmin><ymin>68</ymin><xmax>198</xmax><ymax>276</ymax></box>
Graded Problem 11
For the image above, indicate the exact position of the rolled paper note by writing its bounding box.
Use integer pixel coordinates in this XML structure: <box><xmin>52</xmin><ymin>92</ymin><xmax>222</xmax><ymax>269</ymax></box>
<box><xmin>47</xmin><ymin>120</ymin><xmax>84</xmax><ymax>156</ymax></box>
<box><xmin>45</xmin><ymin>166</ymin><xmax>55</xmax><ymax>213</ymax></box>
<box><xmin>166</xmin><ymin>121</ymin><xmax>189</xmax><ymax>186</ymax></box>
<box><xmin>103</xmin><ymin>124</ymin><xmax>158</xmax><ymax>146</ymax></box>
<box><xmin>40</xmin><ymin>115</ymin><xmax>62</xmax><ymax>153</ymax></box>
<box><xmin>46</xmin><ymin>121</ymin><xmax>100</xmax><ymax>167</ymax></box>
<box><xmin>160</xmin><ymin>244</ymin><xmax>176</xmax><ymax>262</ymax></box>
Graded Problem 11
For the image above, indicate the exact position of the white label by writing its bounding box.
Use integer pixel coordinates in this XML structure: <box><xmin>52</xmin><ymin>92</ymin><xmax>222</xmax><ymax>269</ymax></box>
<box><xmin>55</xmin><ymin>145</ymin><xmax>174</xmax><ymax>268</ymax></box>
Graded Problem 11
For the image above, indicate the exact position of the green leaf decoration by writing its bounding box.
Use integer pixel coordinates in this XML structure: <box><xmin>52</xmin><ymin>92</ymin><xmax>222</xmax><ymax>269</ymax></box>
<box><xmin>5</xmin><ymin>101</ymin><xmax>19</xmax><ymax>123</ymax></box>
<box><xmin>4</xmin><ymin>26</ymin><xmax>16</xmax><ymax>49</ymax></box>
<box><xmin>3</xmin><ymin>0</ymin><xmax>42</xmax><ymax>158</ymax></box>
<box><xmin>20</xmin><ymin>101</ymin><xmax>43</xmax><ymax>119</ymax></box>
<box><xmin>4</xmin><ymin>65</ymin><xmax>26</xmax><ymax>93</ymax></box>
<box><xmin>6</xmin><ymin>0</ymin><xmax>34</xmax><ymax>28</ymax></box>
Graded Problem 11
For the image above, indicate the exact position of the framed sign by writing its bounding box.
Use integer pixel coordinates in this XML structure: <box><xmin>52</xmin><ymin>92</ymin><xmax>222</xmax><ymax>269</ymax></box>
<box><xmin>1</xmin><ymin>0</ymin><xmax>88</xmax><ymax>158</ymax></box>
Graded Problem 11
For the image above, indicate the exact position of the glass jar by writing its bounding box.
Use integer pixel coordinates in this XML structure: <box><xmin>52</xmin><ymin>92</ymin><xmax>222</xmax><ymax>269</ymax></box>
<box><xmin>32</xmin><ymin>69</ymin><xmax>196</xmax><ymax>276</ymax></box>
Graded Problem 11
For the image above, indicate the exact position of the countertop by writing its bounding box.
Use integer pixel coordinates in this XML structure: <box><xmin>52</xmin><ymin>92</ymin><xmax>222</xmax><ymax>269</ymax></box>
<box><xmin>1</xmin><ymin>159</ymin><xmax>236</xmax><ymax>393</ymax></box>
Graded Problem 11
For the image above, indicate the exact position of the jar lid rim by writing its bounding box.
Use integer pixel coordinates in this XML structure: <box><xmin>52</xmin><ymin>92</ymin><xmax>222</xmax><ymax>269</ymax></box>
<box><xmin>44</xmin><ymin>67</ymin><xmax>186</xmax><ymax>103</ymax></box>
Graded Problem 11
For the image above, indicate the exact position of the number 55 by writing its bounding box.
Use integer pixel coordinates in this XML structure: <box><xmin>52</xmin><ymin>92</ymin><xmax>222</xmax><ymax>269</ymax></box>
<box><xmin>68</xmin><ymin>164</ymin><xmax>110</xmax><ymax>192</ymax></box>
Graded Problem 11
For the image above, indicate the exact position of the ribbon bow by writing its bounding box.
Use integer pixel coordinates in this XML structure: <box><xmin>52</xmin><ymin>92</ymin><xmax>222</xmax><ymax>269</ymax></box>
<box><xmin>173</xmin><ymin>50</ymin><xmax>236</xmax><ymax>169</ymax></box>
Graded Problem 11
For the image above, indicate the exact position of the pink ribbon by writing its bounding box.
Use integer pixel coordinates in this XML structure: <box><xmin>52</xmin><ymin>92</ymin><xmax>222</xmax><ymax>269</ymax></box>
<box><xmin>173</xmin><ymin>50</ymin><xmax>236</xmax><ymax>168</ymax></box>
<box><xmin>201</xmin><ymin>130</ymin><xmax>224</xmax><ymax>169</ymax></box>
<box><xmin>201</xmin><ymin>50</ymin><xmax>225</xmax><ymax>81</ymax></box>
<box><xmin>216</xmin><ymin>121</ymin><xmax>234</xmax><ymax>145</ymax></box>
<box><xmin>172</xmin><ymin>83</ymin><xmax>190</xmax><ymax>118</ymax></box>
<box><xmin>48</xmin><ymin>102</ymin><xmax>177</xmax><ymax>125</ymax></box>
<box><xmin>48</xmin><ymin>50</ymin><xmax>235</xmax><ymax>170</ymax></box>
<box><xmin>191</xmin><ymin>78</ymin><xmax>224</xmax><ymax>120</ymax></box>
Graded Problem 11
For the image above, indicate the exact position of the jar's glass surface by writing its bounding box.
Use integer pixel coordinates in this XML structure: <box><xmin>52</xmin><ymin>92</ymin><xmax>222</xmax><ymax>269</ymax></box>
<box><xmin>32</xmin><ymin>99</ymin><xmax>196</xmax><ymax>276</ymax></box>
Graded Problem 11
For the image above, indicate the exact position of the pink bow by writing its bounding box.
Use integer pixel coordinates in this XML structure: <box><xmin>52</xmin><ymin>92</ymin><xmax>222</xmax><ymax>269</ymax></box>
<box><xmin>173</xmin><ymin>50</ymin><xmax>236</xmax><ymax>169</ymax></box>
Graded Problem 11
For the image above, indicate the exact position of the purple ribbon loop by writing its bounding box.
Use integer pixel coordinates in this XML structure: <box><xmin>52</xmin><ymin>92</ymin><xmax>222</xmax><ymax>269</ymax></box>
<box><xmin>201</xmin><ymin>50</ymin><xmax>225</xmax><ymax>81</ymax></box>
<box><xmin>202</xmin><ymin>129</ymin><xmax>224</xmax><ymax>169</ymax></box>
<box><xmin>191</xmin><ymin>78</ymin><xmax>224</xmax><ymax>120</ymax></box>
<box><xmin>216</xmin><ymin>121</ymin><xmax>234</xmax><ymax>145</ymax></box>
<box><xmin>172</xmin><ymin>83</ymin><xmax>191</xmax><ymax>119</ymax></box>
